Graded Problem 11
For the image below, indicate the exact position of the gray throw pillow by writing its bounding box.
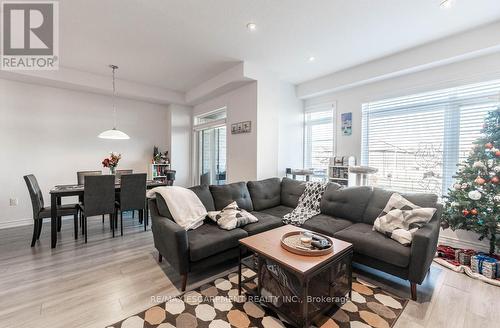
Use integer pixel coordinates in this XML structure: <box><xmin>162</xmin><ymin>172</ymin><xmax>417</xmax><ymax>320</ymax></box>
<box><xmin>373</xmin><ymin>193</ymin><xmax>436</xmax><ymax>246</ymax></box>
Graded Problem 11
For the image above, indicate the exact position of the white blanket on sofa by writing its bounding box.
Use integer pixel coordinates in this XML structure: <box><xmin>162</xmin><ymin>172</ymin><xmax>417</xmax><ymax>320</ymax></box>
<box><xmin>147</xmin><ymin>186</ymin><xmax>207</xmax><ymax>230</ymax></box>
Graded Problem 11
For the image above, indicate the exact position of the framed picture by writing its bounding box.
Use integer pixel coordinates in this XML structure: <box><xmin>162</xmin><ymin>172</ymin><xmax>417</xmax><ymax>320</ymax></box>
<box><xmin>341</xmin><ymin>112</ymin><xmax>352</xmax><ymax>136</ymax></box>
<box><xmin>231</xmin><ymin>121</ymin><xmax>252</xmax><ymax>134</ymax></box>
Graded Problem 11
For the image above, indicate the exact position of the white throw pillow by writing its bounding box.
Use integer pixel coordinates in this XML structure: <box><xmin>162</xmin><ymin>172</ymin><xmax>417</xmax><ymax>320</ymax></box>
<box><xmin>373</xmin><ymin>193</ymin><xmax>436</xmax><ymax>246</ymax></box>
<box><xmin>209</xmin><ymin>201</ymin><xmax>258</xmax><ymax>230</ymax></box>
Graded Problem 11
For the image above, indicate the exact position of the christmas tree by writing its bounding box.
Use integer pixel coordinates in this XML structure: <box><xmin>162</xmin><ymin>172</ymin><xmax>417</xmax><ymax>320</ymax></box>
<box><xmin>442</xmin><ymin>107</ymin><xmax>500</xmax><ymax>255</ymax></box>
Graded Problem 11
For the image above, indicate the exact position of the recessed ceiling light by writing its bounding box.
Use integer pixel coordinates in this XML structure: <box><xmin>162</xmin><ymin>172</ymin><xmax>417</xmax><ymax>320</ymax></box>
<box><xmin>308</xmin><ymin>56</ymin><xmax>316</xmax><ymax>62</ymax></box>
<box><xmin>440</xmin><ymin>0</ymin><xmax>454</xmax><ymax>9</ymax></box>
<box><xmin>246</xmin><ymin>22</ymin><xmax>257</xmax><ymax>31</ymax></box>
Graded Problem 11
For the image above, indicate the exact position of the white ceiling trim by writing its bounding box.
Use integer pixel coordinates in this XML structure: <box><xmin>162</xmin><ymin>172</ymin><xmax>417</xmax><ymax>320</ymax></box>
<box><xmin>296</xmin><ymin>21</ymin><xmax>500</xmax><ymax>99</ymax></box>
<box><xmin>0</xmin><ymin>67</ymin><xmax>185</xmax><ymax>105</ymax></box>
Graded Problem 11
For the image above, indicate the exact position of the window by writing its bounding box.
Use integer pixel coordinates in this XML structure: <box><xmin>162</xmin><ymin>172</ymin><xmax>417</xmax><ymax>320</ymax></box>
<box><xmin>362</xmin><ymin>80</ymin><xmax>500</xmax><ymax>196</ymax></box>
<box><xmin>304</xmin><ymin>104</ymin><xmax>335</xmax><ymax>174</ymax></box>
<box><xmin>194</xmin><ymin>109</ymin><xmax>227</xmax><ymax>185</ymax></box>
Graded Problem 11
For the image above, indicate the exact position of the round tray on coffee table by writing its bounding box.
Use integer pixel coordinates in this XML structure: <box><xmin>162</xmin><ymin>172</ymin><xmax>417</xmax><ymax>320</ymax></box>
<box><xmin>280</xmin><ymin>230</ymin><xmax>334</xmax><ymax>256</ymax></box>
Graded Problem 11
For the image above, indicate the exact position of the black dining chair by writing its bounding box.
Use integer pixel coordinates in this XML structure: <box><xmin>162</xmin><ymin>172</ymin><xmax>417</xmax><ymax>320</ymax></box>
<box><xmin>200</xmin><ymin>172</ymin><xmax>210</xmax><ymax>186</ymax></box>
<box><xmin>165</xmin><ymin>170</ymin><xmax>176</xmax><ymax>186</ymax></box>
<box><xmin>115</xmin><ymin>169</ymin><xmax>133</xmax><ymax>181</ymax></box>
<box><xmin>114</xmin><ymin>169</ymin><xmax>136</xmax><ymax>218</ymax></box>
<box><xmin>116</xmin><ymin>173</ymin><xmax>147</xmax><ymax>234</ymax></box>
<box><xmin>78</xmin><ymin>175</ymin><xmax>117</xmax><ymax>243</ymax></box>
<box><xmin>24</xmin><ymin>174</ymin><xmax>79</xmax><ymax>247</ymax></box>
<box><xmin>77</xmin><ymin>170</ymin><xmax>102</xmax><ymax>185</ymax></box>
<box><xmin>77</xmin><ymin>170</ymin><xmax>105</xmax><ymax>224</ymax></box>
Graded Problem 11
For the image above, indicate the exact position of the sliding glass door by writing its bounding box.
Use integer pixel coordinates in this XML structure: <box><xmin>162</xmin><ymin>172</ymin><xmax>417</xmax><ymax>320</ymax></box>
<box><xmin>194</xmin><ymin>109</ymin><xmax>227</xmax><ymax>185</ymax></box>
<box><xmin>199</xmin><ymin>126</ymin><xmax>227</xmax><ymax>185</ymax></box>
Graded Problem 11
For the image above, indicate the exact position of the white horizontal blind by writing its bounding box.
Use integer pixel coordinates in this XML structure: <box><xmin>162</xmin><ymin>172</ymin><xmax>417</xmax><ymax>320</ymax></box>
<box><xmin>304</xmin><ymin>105</ymin><xmax>334</xmax><ymax>173</ymax></box>
<box><xmin>362</xmin><ymin>80</ymin><xmax>500</xmax><ymax>196</ymax></box>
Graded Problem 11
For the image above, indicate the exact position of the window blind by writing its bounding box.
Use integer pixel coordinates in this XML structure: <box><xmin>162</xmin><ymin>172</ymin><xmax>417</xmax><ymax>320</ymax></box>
<box><xmin>362</xmin><ymin>79</ymin><xmax>500</xmax><ymax>196</ymax></box>
<box><xmin>304</xmin><ymin>105</ymin><xmax>334</xmax><ymax>172</ymax></box>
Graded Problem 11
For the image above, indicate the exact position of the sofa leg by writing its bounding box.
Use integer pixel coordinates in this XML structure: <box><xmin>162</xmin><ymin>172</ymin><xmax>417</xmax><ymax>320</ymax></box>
<box><xmin>158</xmin><ymin>253</ymin><xmax>162</xmax><ymax>263</ymax></box>
<box><xmin>410</xmin><ymin>282</ymin><xmax>417</xmax><ymax>301</ymax></box>
<box><xmin>181</xmin><ymin>274</ymin><xmax>188</xmax><ymax>292</ymax></box>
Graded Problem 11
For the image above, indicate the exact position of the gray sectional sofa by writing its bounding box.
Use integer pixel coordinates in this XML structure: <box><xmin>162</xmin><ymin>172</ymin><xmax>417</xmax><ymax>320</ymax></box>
<box><xmin>149</xmin><ymin>177</ymin><xmax>442</xmax><ymax>301</ymax></box>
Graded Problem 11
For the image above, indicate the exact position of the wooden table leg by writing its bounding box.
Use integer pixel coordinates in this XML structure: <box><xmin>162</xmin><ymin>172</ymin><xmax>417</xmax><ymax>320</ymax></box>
<box><xmin>51</xmin><ymin>194</ymin><xmax>58</xmax><ymax>248</ymax></box>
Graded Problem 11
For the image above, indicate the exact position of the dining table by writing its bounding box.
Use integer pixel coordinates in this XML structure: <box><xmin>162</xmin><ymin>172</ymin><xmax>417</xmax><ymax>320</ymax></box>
<box><xmin>49</xmin><ymin>179</ymin><xmax>167</xmax><ymax>248</ymax></box>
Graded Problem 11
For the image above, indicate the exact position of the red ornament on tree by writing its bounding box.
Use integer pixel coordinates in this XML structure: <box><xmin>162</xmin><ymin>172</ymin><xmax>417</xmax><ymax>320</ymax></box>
<box><xmin>462</xmin><ymin>209</ymin><xmax>470</xmax><ymax>216</ymax></box>
<box><xmin>495</xmin><ymin>150</ymin><xmax>500</xmax><ymax>157</ymax></box>
<box><xmin>492</xmin><ymin>176</ymin><xmax>499</xmax><ymax>184</ymax></box>
<box><xmin>470</xmin><ymin>209</ymin><xmax>478</xmax><ymax>215</ymax></box>
<box><xmin>485</xmin><ymin>142</ymin><xmax>493</xmax><ymax>149</ymax></box>
<box><xmin>475</xmin><ymin>176</ymin><xmax>486</xmax><ymax>185</ymax></box>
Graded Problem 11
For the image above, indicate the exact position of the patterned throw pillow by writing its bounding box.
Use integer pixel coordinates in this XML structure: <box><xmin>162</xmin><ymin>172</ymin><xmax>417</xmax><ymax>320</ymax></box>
<box><xmin>208</xmin><ymin>201</ymin><xmax>258</xmax><ymax>230</ymax></box>
<box><xmin>373</xmin><ymin>193</ymin><xmax>436</xmax><ymax>246</ymax></box>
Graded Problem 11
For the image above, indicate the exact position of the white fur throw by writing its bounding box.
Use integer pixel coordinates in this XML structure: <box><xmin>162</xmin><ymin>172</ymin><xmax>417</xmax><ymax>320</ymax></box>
<box><xmin>373</xmin><ymin>193</ymin><xmax>436</xmax><ymax>246</ymax></box>
<box><xmin>207</xmin><ymin>201</ymin><xmax>258</xmax><ymax>230</ymax></box>
<box><xmin>147</xmin><ymin>186</ymin><xmax>207</xmax><ymax>230</ymax></box>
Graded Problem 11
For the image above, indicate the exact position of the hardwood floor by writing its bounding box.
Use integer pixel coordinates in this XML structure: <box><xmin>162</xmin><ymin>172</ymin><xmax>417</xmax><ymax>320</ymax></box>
<box><xmin>0</xmin><ymin>217</ymin><xmax>498</xmax><ymax>328</ymax></box>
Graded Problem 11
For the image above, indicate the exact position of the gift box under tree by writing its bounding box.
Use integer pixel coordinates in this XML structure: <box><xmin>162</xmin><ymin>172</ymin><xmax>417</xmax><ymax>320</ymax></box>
<box><xmin>471</xmin><ymin>254</ymin><xmax>500</xmax><ymax>279</ymax></box>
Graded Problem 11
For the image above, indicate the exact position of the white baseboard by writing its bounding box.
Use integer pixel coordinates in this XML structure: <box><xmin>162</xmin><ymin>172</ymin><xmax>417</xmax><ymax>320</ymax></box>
<box><xmin>438</xmin><ymin>235</ymin><xmax>491</xmax><ymax>253</ymax></box>
<box><xmin>0</xmin><ymin>218</ymin><xmax>32</xmax><ymax>230</ymax></box>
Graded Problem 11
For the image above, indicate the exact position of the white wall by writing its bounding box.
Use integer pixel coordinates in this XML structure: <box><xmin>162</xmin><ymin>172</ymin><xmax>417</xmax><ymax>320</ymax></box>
<box><xmin>304</xmin><ymin>52</ymin><xmax>500</xmax><ymax>251</ymax></box>
<box><xmin>256</xmin><ymin>74</ymin><xmax>303</xmax><ymax>179</ymax></box>
<box><xmin>0</xmin><ymin>79</ymin><xmax>170</xmax><ymax>228</ymax></box>
<box><xmin>167</xmin><ymin>104</ymin><xmax>193</xmax><ymax>187</ymax></box>
<box><xmin>193</xmin><ymin>82</ymin><xmax>258</xmax><ymax>183</ymax></box>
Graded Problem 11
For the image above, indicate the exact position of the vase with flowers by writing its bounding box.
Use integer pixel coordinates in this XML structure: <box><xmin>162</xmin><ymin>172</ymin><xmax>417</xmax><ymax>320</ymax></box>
<box><xmin>102</xmin><ymin>152</ymin><xmax>121</xmax><ymax>175</ymax></box>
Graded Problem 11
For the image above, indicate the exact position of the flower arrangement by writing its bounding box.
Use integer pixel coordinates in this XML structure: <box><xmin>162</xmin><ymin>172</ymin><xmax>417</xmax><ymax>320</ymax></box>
<box><xmin>102</xmin><ymin>152</ymin><xmax>121</xmax><ymax>174</ymax></box>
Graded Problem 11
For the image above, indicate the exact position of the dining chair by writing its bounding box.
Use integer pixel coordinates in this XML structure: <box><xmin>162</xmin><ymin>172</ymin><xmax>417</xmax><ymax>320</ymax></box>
<box><xmin>116</xmin><ymin>173</ymin><xmax>147</xmax><ymax>234</ymax></box>
<box><xmin>24</xmin><ymin>174</ymin><xmax>79</xmax><ymax>247</ymax></box>
<box><xmin>77</xmin><ymin>170</ymin><xmax>102</xmax><ymax>185</ymax></box>
<box><xmin>200</xmin><ymin>172</ymin><xmax>210</xmax><ymax>186</ymax></box>
<box><xmin>115</xmin><ymin>169</ymin><xmax>133</xmax><ymax>181</ymax></box>
<box><xmin>78</xmin><ymin>175</ymin><xmax>117</xmax><ymax>243</ymax></box>
<box><xmin>165</xmin><ymin>170</ymin><xmax>176</xmax><ymax>186</ymax></box>
<box><xmin>76</xmin><ymin>170</ymin><xmax>104</xmax><ymax>224</ymax></box>
<box><xmin>114</xmin><ymin>169</ymin><xmax>135</xmax><ymax>218</ymax></box>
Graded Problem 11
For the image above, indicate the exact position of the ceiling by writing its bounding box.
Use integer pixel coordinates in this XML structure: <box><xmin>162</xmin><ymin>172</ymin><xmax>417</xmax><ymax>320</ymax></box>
<box><xmin>60</xmin><ymin>0</ymin><xmax>500</xmax><ymax>92</ymax></box>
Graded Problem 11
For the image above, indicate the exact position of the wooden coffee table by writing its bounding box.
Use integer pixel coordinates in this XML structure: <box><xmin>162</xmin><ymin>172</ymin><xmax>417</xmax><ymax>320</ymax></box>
<box><xmin>238</xmin><ymin>225</ymin><xmax>353</xmax><ymax>328</ymax></box>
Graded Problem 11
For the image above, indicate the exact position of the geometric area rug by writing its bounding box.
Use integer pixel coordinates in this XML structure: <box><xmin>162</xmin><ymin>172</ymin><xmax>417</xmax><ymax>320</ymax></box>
<box><xmin>107</xmin><ymin>268</ymin><xmax>408</xmax><ymax>328</ymax></box>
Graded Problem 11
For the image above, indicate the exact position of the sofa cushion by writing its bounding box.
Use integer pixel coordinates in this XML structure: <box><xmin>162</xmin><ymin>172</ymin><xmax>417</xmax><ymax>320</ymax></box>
<box><xmin>247</xmin><ymin>178</ymin><xmax>281</xmax><ymax>211</ymax></box>
<box><xmin>210</xmin><ymin>182</ymin><xmax>254</xmax><ymax>211</ymax></box>
<box><xmin>281</xmin><ymin>178</ymin><xmax>306</xmax><ymax>208</ymax></box>
<box><xmin>187</xmin><ymin>222</ymin><xmax>248</xmax><ymax>261</ymax></box>
<box><xmin>259</xmin><ymin>205</ymin><xmax>294</xmax><ymax>218</ymax></box>
<box><xmin>320</xmin><ymin>186</ymin><xmax>373</xmax><ymax>222</ymax></box>
<box><xmin>334</xmin><ymin>223</ymin><xmax>411</xmax><ymax>268</ymax></box>
<box><xmin>242</xmin><ymin>212</ymin><xmax>284</xmax><ymax>235</ymax></box>
<box><xmin>189</xmin><ymin>185</ymin><xmax>216</xmax><ymax>211</ymax></box>
<box><xmin>155</xmin><ymin>195</ymin><xmax>173</xmax><ymax>220</ymax></box>
<box><xmin>362</xmin><ymin>188</ymin><xmax>438</xmax><ymax>225</ymax></box>
<box><xmin>302</xmin><ymin>214</ymin><xmax>353</xmax><ymax>236</ymax></box>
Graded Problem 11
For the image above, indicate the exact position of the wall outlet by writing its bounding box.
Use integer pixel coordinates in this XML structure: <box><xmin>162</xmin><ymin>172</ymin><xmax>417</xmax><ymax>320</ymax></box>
<box><xmin>10</xmin><ymin>198</ymin><xmax>18</xmax><ymax>206</ymax></box>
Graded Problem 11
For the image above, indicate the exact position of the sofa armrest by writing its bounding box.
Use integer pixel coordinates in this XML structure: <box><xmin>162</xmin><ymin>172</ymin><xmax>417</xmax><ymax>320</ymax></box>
<box><xmin>149</xmin><ymin>199</ymin><xmax>189</xmax><ymax>274</ymax></box>
<box><xmin>408</xmin><ymin>203</ymin><xmax>443</xmax><ymax>284</ymax></box>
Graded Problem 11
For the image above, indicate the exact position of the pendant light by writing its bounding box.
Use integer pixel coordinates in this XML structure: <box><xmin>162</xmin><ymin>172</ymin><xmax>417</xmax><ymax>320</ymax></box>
<box><xmin>98</xmin><ymin>65</ymin><xmax>130</xmax><ymax>140</ymax></box>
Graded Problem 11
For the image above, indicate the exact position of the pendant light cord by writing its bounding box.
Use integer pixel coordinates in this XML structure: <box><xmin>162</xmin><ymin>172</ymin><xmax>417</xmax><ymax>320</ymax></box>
<box><xmin>110</xmin><ymin>64</ymin><xmax>118</xmax><ymax>129</ymax></box>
